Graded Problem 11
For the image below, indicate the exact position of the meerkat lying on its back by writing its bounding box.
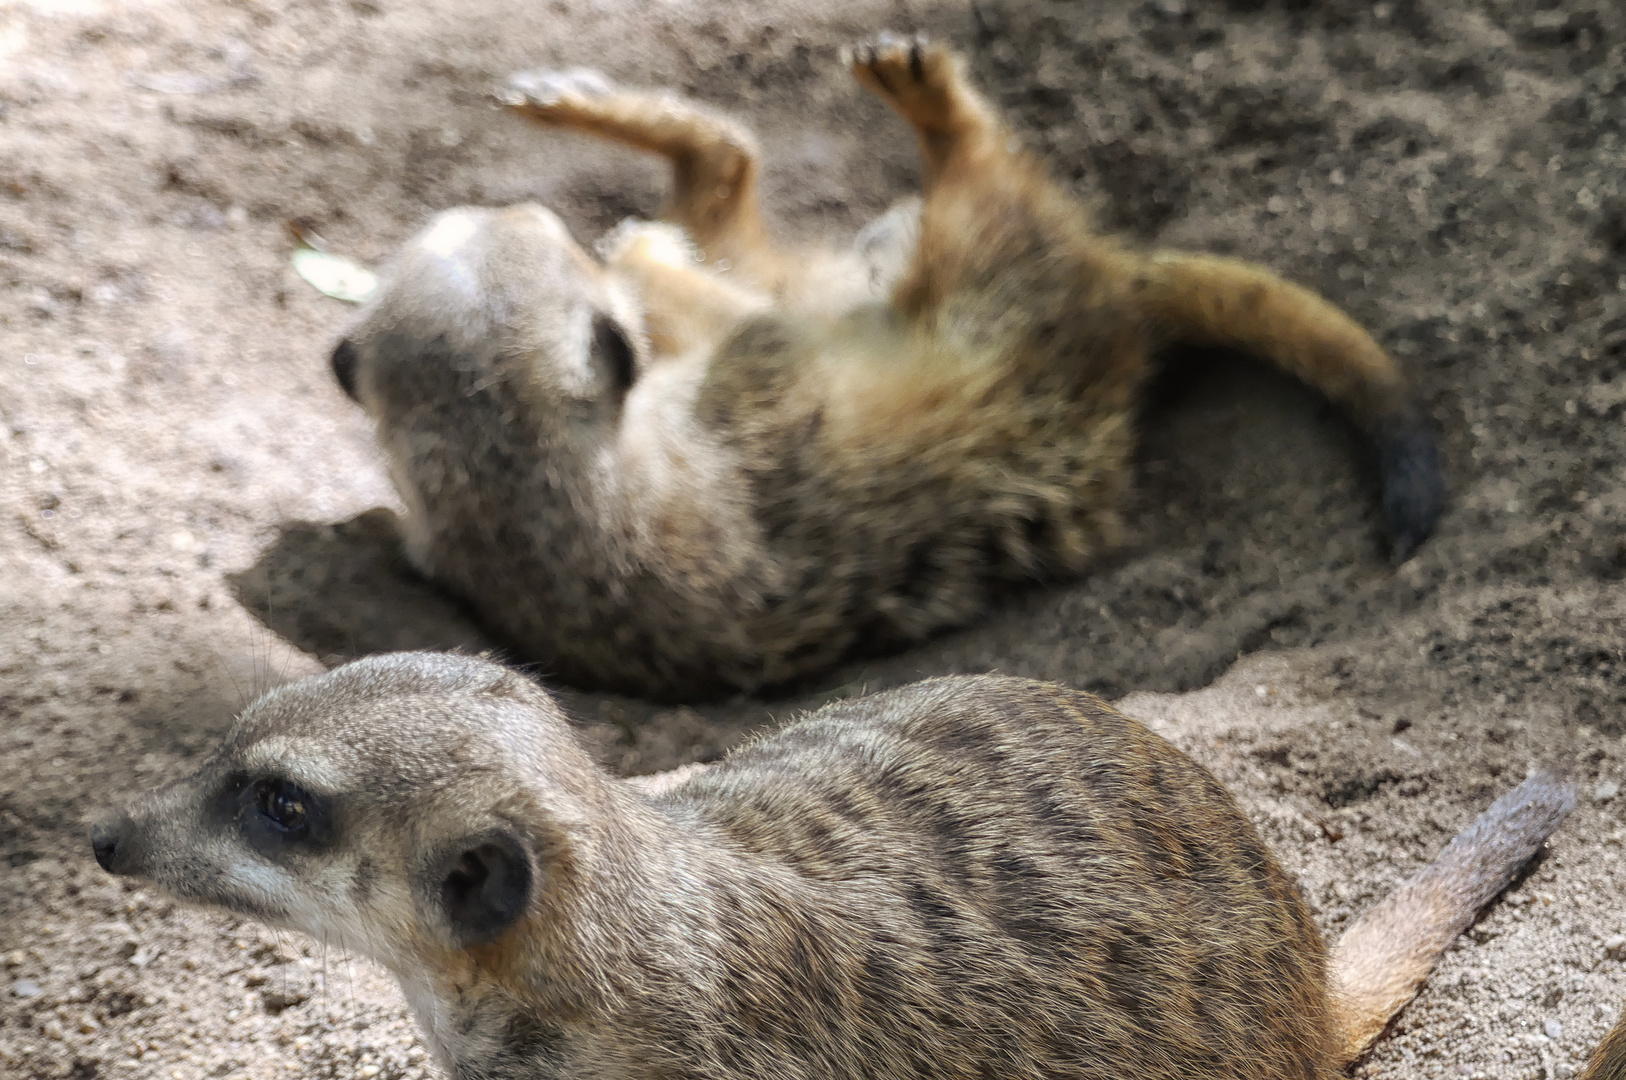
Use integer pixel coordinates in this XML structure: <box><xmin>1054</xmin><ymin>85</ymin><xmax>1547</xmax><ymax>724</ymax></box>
<box><xmin>94</xmin><ymin>652</ymin><xmax>1569</xmax><ymax>1080</ymax></box>
<box><xmin>329</xmin><ymin>36</ymin><xmax>1444</xmax><ymax>701</ymax></box>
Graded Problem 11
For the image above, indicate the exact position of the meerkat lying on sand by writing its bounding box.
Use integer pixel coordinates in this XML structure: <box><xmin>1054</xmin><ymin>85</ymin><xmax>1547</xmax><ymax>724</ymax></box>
<box><xmin>327</xmin><ymin>35</ymin><xmax>1445</xmax><ymax>701</ymax></box>
<box><xmin>94</xmin><ymin>651</ymin><xmax>1569</xmax><ymax>1080</ymax></box>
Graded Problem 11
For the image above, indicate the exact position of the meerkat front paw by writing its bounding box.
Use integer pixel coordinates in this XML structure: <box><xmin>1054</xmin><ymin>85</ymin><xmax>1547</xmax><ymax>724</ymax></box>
<box><xmin>847</xmin><ymin>33</ymin><xmax>960</xmax><ymax>128</ymax></box>
<box><xmin>597</xmin><ymin>218</ymin><xmax>700</xmax><ymax>271</ymax></box>
<box><xmin>501</xmin><ymin>67</ymin><xmax>615</xmax><ymax>123</ymax></box>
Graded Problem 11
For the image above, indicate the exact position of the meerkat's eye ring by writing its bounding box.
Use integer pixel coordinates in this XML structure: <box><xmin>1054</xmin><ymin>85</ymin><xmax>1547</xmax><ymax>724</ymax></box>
<box><xmin>254</xmin><ymin>779</ymin><xmax>311</xmax><ymax>836</ymax></box>
<box><xmin>590</xmin><ymin>314</ymin><xmax>636</xmax><ymax>398</ymax></box>
<box><xmin>228</xmin><ymin>775</ymin><xmax>330</xmax><ymax>854</ymax></box>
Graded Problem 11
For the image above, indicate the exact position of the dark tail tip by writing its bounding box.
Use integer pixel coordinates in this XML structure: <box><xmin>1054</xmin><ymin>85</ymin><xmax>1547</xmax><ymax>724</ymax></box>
<box><xmin>1371</xmin><ymin>409</ymin><xmax>1445</xmax><ymax>564</ymax></box>
<box><xmin>91</xmin><ymin>821</ymin><xmax>120</xmax><ymax>872</ymax></box>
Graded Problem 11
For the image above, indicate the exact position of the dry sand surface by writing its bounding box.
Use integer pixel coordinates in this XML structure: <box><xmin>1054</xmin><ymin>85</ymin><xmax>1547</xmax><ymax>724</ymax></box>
<box><xmin>2</xmin><ymin>0</ymin><xmax>1625</xmax><ymax>1077</ymax></box>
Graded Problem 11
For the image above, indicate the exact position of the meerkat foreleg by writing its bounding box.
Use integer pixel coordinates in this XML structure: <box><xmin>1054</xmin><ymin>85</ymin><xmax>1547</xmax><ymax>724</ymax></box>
<box><xmin>597</xmin><ymin>220</ymin><xmax>771</xmax><ymax>360</ymax></box>
<box><xmin>504</xmin><ymin>70</ymin><xmax>794</xmax><ymax>293</ymax></box>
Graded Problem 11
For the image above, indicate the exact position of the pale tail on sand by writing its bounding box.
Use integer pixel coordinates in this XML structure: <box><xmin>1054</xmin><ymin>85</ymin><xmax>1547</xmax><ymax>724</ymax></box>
<box><xmin>1329</xmin><ymin>770</ymin><xmax>1577</xmax><ymax>1064</ymax></box>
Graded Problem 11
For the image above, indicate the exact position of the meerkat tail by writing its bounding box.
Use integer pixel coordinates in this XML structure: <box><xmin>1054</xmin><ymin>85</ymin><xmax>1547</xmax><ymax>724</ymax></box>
<box><xmin>1327</xmin><ymin>770</ymin><xmax>1577</xmax><ymax>1065</ymax></box>
<box><xmin>1582</xmin><ymin>1008</ymin><xmax>1626</xmax><ymax>1080</ymax></box>
<box><xmin>1139</xmin><ymin>251</ymin><xmax>1444</xmax><ymax>562</ymax></box>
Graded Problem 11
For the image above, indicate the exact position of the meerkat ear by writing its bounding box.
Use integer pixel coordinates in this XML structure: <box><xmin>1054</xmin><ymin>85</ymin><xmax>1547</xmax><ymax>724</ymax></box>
<box><xmin>434</xmin><ymin>831</ymin><xmax>533</xmax><ymax>947</ymax></box>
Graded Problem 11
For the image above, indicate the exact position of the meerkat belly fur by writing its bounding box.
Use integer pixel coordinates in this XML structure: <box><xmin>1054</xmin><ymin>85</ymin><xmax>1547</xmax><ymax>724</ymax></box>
<box><xmin>329</xmin><ymin>36</ymin><xmax>1446</xmax><ymax>701</ymax></box>
<box><xmin>95</xmin><ymin>651</ymin><xmax>1571</xmax><ymax>1080</ymax></box>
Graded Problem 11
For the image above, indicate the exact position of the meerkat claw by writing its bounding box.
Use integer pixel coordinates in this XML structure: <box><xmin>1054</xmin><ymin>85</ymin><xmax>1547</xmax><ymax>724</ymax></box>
<box><xmin>503</xmin><ymin>67</ymin><xmax>614</xmax><ymax>113</ymax></box>
<box><xmin>856</xmin><ymin>32</ymin><xmax>930</xmax><ymax>84</ymax></box>
<box><xmin>850</xmin><ymin>32</ymin><xmax>959</xmax><ymax>129</ymax></box>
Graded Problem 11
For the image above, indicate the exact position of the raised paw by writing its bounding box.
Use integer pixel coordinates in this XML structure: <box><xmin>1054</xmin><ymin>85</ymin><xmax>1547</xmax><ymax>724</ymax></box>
<box><xmin>500</xmin><ymin>67</ymin><xmax>615</xmax><ymax>123</ymax></box>
<box><xmin>847</xmin><ymin>33</ymin><xmax>962</xmax><ymax>130</ymax></box>
<box><xmin>595</xmin><ymin>218</ymin><xmax>699</xmax><ymax>271</ymax></box>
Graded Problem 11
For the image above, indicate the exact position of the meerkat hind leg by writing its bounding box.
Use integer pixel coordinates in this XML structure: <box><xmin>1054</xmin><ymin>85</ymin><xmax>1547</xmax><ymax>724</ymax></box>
<box><xmin>850</xmin><ymin>34</ymin><xmax>1145</xmax><ymax>402</ymax></box>
<box><xmin>849</xmin><ymin>34</ymin><xmax>1004</xmax><ymax>182</ymax></box>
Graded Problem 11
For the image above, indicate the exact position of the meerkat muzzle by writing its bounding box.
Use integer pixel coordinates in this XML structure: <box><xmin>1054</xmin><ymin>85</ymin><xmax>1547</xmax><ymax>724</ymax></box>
<box><xmin>90</xmin><ymin>815</ymin><xmax>139</xmax><ymax>876</ymax></box>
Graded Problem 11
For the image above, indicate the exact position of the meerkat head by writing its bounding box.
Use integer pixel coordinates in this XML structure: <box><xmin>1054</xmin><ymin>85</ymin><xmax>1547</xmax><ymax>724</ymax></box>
<box><xmin>329</xmin><ymin>204</ymin><xmax>647</xmax><ymax>431</ymax></box>
<box><xmin>90</xmin><ymin>652</ymin><xmax>616</xmax><ymax>974</ymax></box>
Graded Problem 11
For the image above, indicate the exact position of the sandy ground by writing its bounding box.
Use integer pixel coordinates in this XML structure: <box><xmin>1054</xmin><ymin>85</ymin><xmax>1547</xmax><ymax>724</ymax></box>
<box><xmin>2</xmin><ymin>0</ymin><xmax>1625</xmax><ymax>1077</ymax></box>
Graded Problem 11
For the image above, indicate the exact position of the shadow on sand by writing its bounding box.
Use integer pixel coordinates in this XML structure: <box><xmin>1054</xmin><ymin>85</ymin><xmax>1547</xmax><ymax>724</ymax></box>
<box><xmin>227</xmin><ymin>507</ymin><xmax>498</xmax><ymax>669</ymax></box>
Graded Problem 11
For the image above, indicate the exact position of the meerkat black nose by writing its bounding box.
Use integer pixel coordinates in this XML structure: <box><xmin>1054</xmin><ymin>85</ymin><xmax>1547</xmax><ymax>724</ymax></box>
<box><xmin>91</xmin><ymin>818</ymin><xmax>128</xmax><ymax>875</ymax></box>
<box><xmin>330</xmin><ymin>338</ymin><xmax>361</xmax><ymax>402</ymax></box>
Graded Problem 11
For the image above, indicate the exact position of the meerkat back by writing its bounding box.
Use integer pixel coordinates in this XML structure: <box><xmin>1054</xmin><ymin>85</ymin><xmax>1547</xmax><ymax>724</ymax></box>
<box><xmin>650</xmin><ymin>675</ymin><xmax>1342</xmax><ymax>1080</ymax></box>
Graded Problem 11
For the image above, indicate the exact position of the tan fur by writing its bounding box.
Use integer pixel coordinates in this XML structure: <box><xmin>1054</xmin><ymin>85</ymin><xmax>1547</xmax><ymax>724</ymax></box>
<box><xmin>92</xmin><ymin>651</ymin><xmax>1572</xmax><ymax>1080</ymax></box>
<box><xmin>1327</xmin><ymin>770</ymin><xmax>1575</xmax><ymax>1061</ymax></box>
<box><xmin>1585</xmin><ymin>1010</ymin><xmax>1626</xmax><ymax>1080</ymax></box>
<box><xmin>329</xmin><ymin>36</ymin><xmax>1444</xmax><ymax>701</ymax></box>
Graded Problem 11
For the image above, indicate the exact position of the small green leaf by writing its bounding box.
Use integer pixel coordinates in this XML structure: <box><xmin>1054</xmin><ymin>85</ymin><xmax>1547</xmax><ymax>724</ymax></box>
<box><xmin>291</xmin><ymin>245</ymin><xmax>378</xmax><ymax>304</ymax></box>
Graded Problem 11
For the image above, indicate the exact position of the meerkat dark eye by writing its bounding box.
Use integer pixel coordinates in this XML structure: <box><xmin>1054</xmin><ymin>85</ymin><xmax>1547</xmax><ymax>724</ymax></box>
<box><xmin>254</xmin><ymin>779</ymin><xmax>311</xmax><ymax>837</ymax></box>
<box><xmin>590</xmin><ymin>314</ymin><xmax>636</xmax><ymax>398</ymax></box>
<box><xmin>229</xmin><ymin>776</ymin><xmax>332</xmax><ymax>856</ymax></box>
